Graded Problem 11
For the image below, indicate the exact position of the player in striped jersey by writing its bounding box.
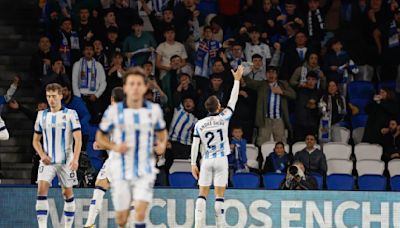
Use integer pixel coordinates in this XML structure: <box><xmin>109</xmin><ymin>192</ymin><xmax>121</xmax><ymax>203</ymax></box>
<box><xmin>191</xmin><ymin>65</ymin><xmax>244</xmax><ymax>228</ymax></box>
<box><xmin>33</xmin><ymin>83</ymin><xmax>82</xmax><ymax>228</ymax></box>
<box><xmin>84</xmin><ymin>87</ymin><xmax>124</xmax><ymax>228</ymax></box>
<box><xmin>96</xmin><ymin>67</ymin><xmax>168</xmax><ymax>228</ymax></box>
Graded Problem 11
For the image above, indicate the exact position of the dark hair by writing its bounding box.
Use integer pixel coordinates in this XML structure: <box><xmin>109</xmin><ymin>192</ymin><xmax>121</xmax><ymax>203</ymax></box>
<box><xmin>203</xmin><ymin>25</ymin><xmax>212</xmax><ymax>32</ymax></box>
<box><xmin>179</xmin><ymin>72</ymin><xmax>190</xmax><ymax>79</ymax></box>
<box><xmin>306</xmin><ymin>51</ymin><xmax>319</xmax><ymax>63</ymax></box>
<box><xmin>306</xmin><ymin>70</ymin><xmax>319</xmax><ymax>79</ymax></box>
<box><xmin>170</xmin><ymin>55</ymin><xmax>181</xmax><ymax>61</ymax></box>
<box><xmin>204</xmin><ymin>95</ymin><xmax>220</xmax><ymax>113</ymax></box>
<box><xmin>79</xmin><ymin>6</ymin><xmax>90</xmax><ymax>11</ymax></box>
<box><xmin>122</xmin><ymin>67</ymin><xmax>147</xmax><ymax>85</ymax></box>
<box><xmin>112</xmin><ymin>52</ymin><xmax>124</xmax><ymax>59</ymax></box>
<box><xmin>132</xmin><ymin>17</ymin><xmax>144</xmax><ymax>26</ymax></box>
<box><xmin>39</xmin><ymin>35</ymin><xmax>51</xmax><ymax>42</ymax></box>
<box><xmin>231</xmin><ymin>126</ymin><xmax>243</xmax><ymax>131</ymax></box>
<box><xmin>380</xmin><ymin>87</ymin><xmax>396</xmax><ymax>101</ymax></box>
<box><xmin>59</xmin><ymin>80</ymin><xmax>72</xmax><ymax>91</ymax></box>
<box><xmin>51</xmin><ymin>57</ymin><xmax>63</xmax><ymax>66</ymax></box>
<box><xmin>275</xmin><ymin>141</ymin><xmax>285</xmax><ymax>148</ymax></box>
<box><xmin>252</xmin><ymin>54</ymin><xmax>263</xmax><ymax>60</ymax></box>
<box><xmin>142</xmin><ymin>61</ymin><xmax>153</xmax><ymax>66</ymax></box>
<box><xmin>305</xmin><ymin>134</ymin><xmax>316</xmax><ymax>140</ymax></box>
<box><xmin>45</xmin><ymin>83</ymin><xmax>63</xmax><ymax>94</ymax></box>
<box><xmin>111</xmin><ymin>87</ymin><xmax>124</xmax><ymax>102</ymax></box>
<box><xmin>83</xmin><ymin>42</ymin><xmax>94</xmax><ymax>50</ymax></box>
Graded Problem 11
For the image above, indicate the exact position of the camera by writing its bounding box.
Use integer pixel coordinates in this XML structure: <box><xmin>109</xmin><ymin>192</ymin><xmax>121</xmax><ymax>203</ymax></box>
<box><xmin>289</xmin><ymin>165</ymin><xmax>300</xmax><ymax>177</ymax></box>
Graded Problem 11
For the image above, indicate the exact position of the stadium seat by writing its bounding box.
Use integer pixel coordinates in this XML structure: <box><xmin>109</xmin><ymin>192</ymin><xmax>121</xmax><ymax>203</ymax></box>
<box><xmin>327</xmin><ymin>159</ymin><xmax>353</xmax><ymax>175</ymax></box>
<box><xmin>292</xmin><ymin>142</ymin><xmax>321</xmax><ymax>155</ymax></box>
<box><xmin>354</xmin><ymin>143</ymin><xmax>383</xmax><ymax>161</ymax></box>
<box><xmin>377</xmin><ymin>80</ymin><xmax>396</xmax><ymax>91</ymax></box>
<box><xmin>169</xmin><ymin>159</ymin><xmax>192</xmax><ymax>173</ymax></box>
<box><xmin>168</xmin><ymin>172</ymin><xmax>197</xmax><ymax>187</ymax></box>
<box><xmin>390</xmin><ymin>176</ymin><xmax>400</xmax><ymax>191</ymax></box>
<box><xmin>262</xmin><ymin>172</ymin><xmax>285</xmax><ymax>190</ymax></box>
<box><xmin>335</xmin><ymin>127</ymin><xmax>350</xmax><ymax>144</ymax></box>
<box><xmin>349</xmin><ymin>99</ymin><xmax>370</xmax><ymax>115</ymax></box>
<box><xmin>358</xmin><ymin>175</ymin><xmax>387</xmax><ymax>191</ymax></box>
<box><xmin>352</xmin><ymin>127</ymin><xmax>365</xmax><ymax>145</ymax></box>
<box><xmin>323</xmin><ymin>142</ymin><xmax>352</xmax><ymax>160</ymax></box>
<box><xmin>311</xmin><ymin>173</ymin><xmax>323</xmax><ymax>190</ymax></box>
<box><xmin>354</xmin><ymin>65</ymin><xmax>374</xmax><ymax>81</ymax></box>
<box><xmin>260</xmin><ymin>142</ymin><xmax>289</xmax><ymax>167</ymax></box>
<box><xmin>232</xmin><ymin>173</ymin><xmax>260</xmax><ymax>189</ymax></box>
<box><xmin>356</xmin><ymin>160</ymin><xmax>385</xmax><ymax>176</ymax></box>
<box><xmin>347</xmin><ymin>81</ymin><xmax>375</xmax><ymax>100</ymax></box>
<box><xmin>327</xmin><ymin>174</ymin><xmax>354</xmax><ymax>190</ymax></box>
<box><xmin>351</xmin><ymin>114</ymin><xmax>368</xmax><ymax>129</ymax></box>
<box><xmin>388</xmin><ymin>159</ymin><xmax>400</xmax><ymax>177</ymax></box>
<box><xmin>246</xmin><ymin>144</ymin><xmax>259</xmax><ymax>169</ymax></box>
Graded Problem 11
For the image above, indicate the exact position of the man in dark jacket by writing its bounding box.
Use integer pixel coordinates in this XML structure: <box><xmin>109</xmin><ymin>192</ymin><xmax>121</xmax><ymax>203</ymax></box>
<box><xmin>280</xmin><ymin>160</ymin><xmax>318</xmax><ymax>190</ymax></box>
<box><xmin>294</xmin><ymin>71</ymin><xmax>322</xmax><ymax>141</ymax></box>
<box><xmin>243</xmin><ymin>66</ymin><xmax>296</xmax><ymax>145</ymax></box>
<box><xmin>294</xmin><ymin>134</ymin><xmax>327</xmax><ymax>176</ymax></box>
<box><xmin>381</xmin><ymin>119</ymin><xmax>400</xmax><ymax>162</ymax></box>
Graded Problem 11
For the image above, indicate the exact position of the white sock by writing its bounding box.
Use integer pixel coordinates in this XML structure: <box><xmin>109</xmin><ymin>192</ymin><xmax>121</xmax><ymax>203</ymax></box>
<box><xmin>127</xmin><ymin>204</ymin><xmax>136</xmax><ymax>227</ymax></box>
<box><xmin>64</xmin><ymin>197</ymin><xmax>75</xmax><ymax>228</ymax></box>
<box><xmin>195</xmin><ymin>196</ymin><xmax>206</xmax><ymax>228</ymax></box>
<box><xmin>36</xmin><ymin>196</ymin><xmax>49</xmax><ymax>228</ymax></box>
<box><xmin>215</xmin><ymin>198</ymin><xmax>225</xmax><ymax>228</ymax></box>
<box><xmin>85</xmin><ymin>187</ymin><xmax>106</xmax><ymax>226</ymax></box>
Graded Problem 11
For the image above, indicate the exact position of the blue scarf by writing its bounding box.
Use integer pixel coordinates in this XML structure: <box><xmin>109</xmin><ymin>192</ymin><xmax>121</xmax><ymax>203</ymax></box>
<box><xmin>271</xmin><ymin>152</ymin><xmax>288</xmax><ymax>172</ymax></box>
<box><xmin>79</xmin><ymin>58</ymin><xmax>97</xmax><ymax>91</ymax></box>
<box><xmin>59</xmin><ymin>31</ymin><xmax>79</xmax><ymax>66</ymax></box>
<box><xmin>195</xmin><ymin>39</ymin><xmax>221</xmax><ymax>77</ymax></box>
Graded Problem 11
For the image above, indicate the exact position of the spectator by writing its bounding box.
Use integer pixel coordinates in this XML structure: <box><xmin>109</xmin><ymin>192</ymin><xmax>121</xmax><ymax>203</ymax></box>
<box><xmin>0</xmin><ymin>76</ymin><xmax>20</xmax><ymax>140</ymax></box>
<box><xmin>304</xmin><ymin>0</ymin><xmax>331</xmax><ymax>47</ymax></box>
<box><xmin>263</xmin><ymin>142</ymin><xmax>293</xmax><ymax>173</ymax></box>
<box><xmin>276</xmin><ymin>0</ymin><xmax>305</xmax><ymax>32</ymax></box>
<box><xmin>72</xmin><ymin>43</ymin><xmax>107</xmax><ymax>124</ymax></box>
<box><xmin>141</xmin><ymin>5</ymin><xmax>177</xmax><ymax>43</ymax></box>
<box><xmin>103</xmin><ymin>52</ymin><xmax>125</xmax><ymax>107</ymax></box>
<box><xmin>363</xmin><ymin>88</ymin><xmax>399</xmax><ymax>144</ymax></box>
<box><xmin>323</xmin><ymin>38</ymin><xmax>359</xmax><ymax>92</ymax></box>
<box><xmin>40</xmin><ymin>58</ymin><xmax>70</xmax><ymax>99</ymax></box>
<box><xmin>294</xmin><ymin>134</ymin><xmax>327</xmax><ymax>176</ymax></box>
<box><xmin>95</xmin><ymin>8</ymin><xmax>118</xmax><ymax>42</ymax></box>
<box><xmin>294</xmin><ymin>71</ymin><xmax>322</xmax><ymax>141</ymax></box>
<box><xmin>103</xmin><ymin>26</ymin><xmax>122</xmax><ymax>60</ymax></box>
<box><xmin>281</xmin><ymin>31</ymin><xmax>311</xmax><ymax>80</ymax></box>
<box><xmin>93</xmin><ymin>39</ymin><xmax>110</xmax><ymax>71</ymax></box>
<box><xmin>381</xmin><ymin>120</ymin><xmax>400</xmax><ymax>162</ymax></box>
<box><xmin>173</xmin><ymin>0</ymin><xmax>198</xmax><ymax>42</ymax></box>
<box><xmin>318</xmin><ymin>80</ymin><xmax>348</xmax><ymax>143</ymax></box>
<box><xmin>77</xmin><ymin>7</ymin><xmax>96</xmax><ymax>44</ymax></box>
<box><xmin>194</xmin><ymin>26</ymin><xmax>222</xmax><ymax>90</ymax></box>
<box><xmin>30</xmin><ymin>36</ymin><xmax>56</xmax><ymax>90</ymax></box>
<box><xmin>123</xmin><ymin>18</ymin><xmax>157</xmax><ymax>67</ymax></box>
<box><xmin>290</xmin><ymin>52</ymin><xmax>326</xmax><ymax>90</ymax></box>
<box><xmin>243</xmin><ymin>66</ymin><xmax>296</xmax><ymax>144</ymax></box>
<box><xmin>227</xmin><ymin>42</ymin><xmax>246</xmax><ymax>70</ymax></box>
<box><xmin>61</xmin><ymin>82</ymin><xmax>91</xmax><ymax>139</ymax></box>
<box><xmin>156</xmin><ymin>26</ymin><xmax>188</xmax><ymax>80</ymax></box>
<box><xmin>228</xmin><ymin>127</ymin><xmax>249</xmax><ymax>175</ymax></box>
<box><xmin>174</xmin><ymin>73</ymin><xmax>196</xmax><ymax>106</ymax></box>
<box><xmin>280</xmin><ymin>160</ymin><xmax>318</xmax><ymax>190</ymax></box>
<box><xmin>166</xmin><ymin>96</ymin><xmax>198</xmax><ymax>168</ymax></box>
<box><xmin>373</xmin><ymin>8</ymin><xmax>400</xmax><ymax>80</ymax></box>
<box><xmin>111</xmin><ymin>0</ymin><xmax>139</xmax><ymax>40</ymax></box>
<box><xmin>51</xmin><ymin>18</ymin><xmax>80</xmax><ymax>72</ymax></box>
<box><xmin>198</xmin><ymin>73</ymin><xmax>229</xmax><ymax>117</ymax></box>
<box><xmin>244</xmin><ymin>26</ymin><xmax>272</xmax><ymax>70</ymax></box>
<box><xmin>256</xmin><ymin>0</ymin><xmax>281</xmax><ymax>40</ymax></box>
<box><xmin>214</xmin><ymin>57</ymin><xmax>235</xmax><ymax>90</ymax></box>
<box><xmin>245</xmin><ymin>54</ymin><xmax>267</xmax><ymax>81</ymax></box>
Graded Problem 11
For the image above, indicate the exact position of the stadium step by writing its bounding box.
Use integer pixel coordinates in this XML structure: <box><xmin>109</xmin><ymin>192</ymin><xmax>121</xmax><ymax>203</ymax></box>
<box><xmin>0</xmin><ymin>137</ymin><xmax>32</xmax><ymax>147</ymax></box>
<box><xmin>0</xmin><ymin>169</ymin><xmax>31</xmax><ymax>179</ymax></box>
<box><xmin>1</xmin><ymin>163</ymin><xmax>32</xmax><ymax>170</ymax></box>
<box><xmin>0</xmin><ymin>179</ymin><xmax>31</xmax><ymax>184</ymax></box>
<box><xmin>0</xmin><ymin>153</ymin><xmax>31</xmax><ymax>163</ymax></box>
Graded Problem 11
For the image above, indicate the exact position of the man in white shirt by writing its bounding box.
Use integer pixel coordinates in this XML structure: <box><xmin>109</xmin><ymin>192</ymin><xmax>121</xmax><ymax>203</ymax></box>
<box><xmin>72</xmin><ymin>43</ymin><xmax>107</xmax><ymax>123</ymax></box>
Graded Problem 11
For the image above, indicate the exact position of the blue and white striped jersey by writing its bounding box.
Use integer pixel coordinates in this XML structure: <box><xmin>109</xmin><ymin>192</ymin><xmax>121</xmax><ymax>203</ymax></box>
<box><xmin>99</xmin><ymin>101</ymin><xmax>166</xmax><ymax>180</ymax></box>
<box><xmin>34</xmin><ymin>107</ymin><xmax>81</xmax><ymax>164</ymax></box>
<box><xmin>169</xmin><ymin>105</ymin><xmax>198</xmax><ymax>145</ymax></box>
<box><xmin>193</xmin><ymin>81</ymin><xmax>240</xmax><ymax>160</ymax></box>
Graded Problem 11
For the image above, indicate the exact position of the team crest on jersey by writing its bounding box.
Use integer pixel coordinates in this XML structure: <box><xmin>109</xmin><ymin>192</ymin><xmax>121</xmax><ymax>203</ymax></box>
<box><xmin>62</xmin><ymin>115</ymin><xmax>67</xmax><ymax>121</ymax></box>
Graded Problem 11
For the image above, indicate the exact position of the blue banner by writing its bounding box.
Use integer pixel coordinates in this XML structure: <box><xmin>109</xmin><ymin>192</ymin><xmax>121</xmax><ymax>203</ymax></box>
<box><xmin>0</xmin><ymin>187</ymin><xmax>400</xmax><ymax>227</ymax></box>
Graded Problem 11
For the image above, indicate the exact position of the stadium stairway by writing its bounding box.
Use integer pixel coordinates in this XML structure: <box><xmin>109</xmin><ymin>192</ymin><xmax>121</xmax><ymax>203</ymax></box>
<box><xmin>0</xmin><ymin>0</ymin><xmax>40</xmax><ymax>184</ymax></box>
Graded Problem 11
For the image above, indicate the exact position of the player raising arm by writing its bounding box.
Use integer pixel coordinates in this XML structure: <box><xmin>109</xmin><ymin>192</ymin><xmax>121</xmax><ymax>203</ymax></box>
<box><xmin>33</xmin><ymin>83</ymin><xmax>82</xmax><ymax>228</ymax></box>
<box><xmin>95</xmin><ymin>67</ymin><xmax>168</xmax><ymax>228</ymax></box>
<box><xmin>191</xmin><ymin>65</ymin><xmax>244</xmax><ymax>228</ymax></box>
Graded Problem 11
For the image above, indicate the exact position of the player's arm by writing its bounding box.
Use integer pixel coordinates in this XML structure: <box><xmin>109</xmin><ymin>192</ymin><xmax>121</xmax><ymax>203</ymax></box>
<box><xmin>226</xmin><ymin>65</ymin><xmax>244</xmax><ymax>111</ymax></box>
<box><xmin>154</xmin><ymin>129</ymin><xmax>168</xmax><ymax>155</ymax></box>
<box><xmin>70</xmin><ymin>110</ymin><xmax>82</xmax><ymax>171</ymax></box>
<box><xmin>153</xmin><ymin>103</ymin><xmax>168</xmax><ymax>155</ymax></box>
<box><xmin>191</xmin><ymin>126</ymin><xmax>201</xmax><ymax>180</ymax></box>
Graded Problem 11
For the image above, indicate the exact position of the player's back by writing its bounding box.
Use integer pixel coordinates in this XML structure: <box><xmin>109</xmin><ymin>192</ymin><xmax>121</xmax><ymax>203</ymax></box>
<box><xmin>195</xmin><ymin>112</ymin><xmax>231</xmax><ymax>159</ymax></box>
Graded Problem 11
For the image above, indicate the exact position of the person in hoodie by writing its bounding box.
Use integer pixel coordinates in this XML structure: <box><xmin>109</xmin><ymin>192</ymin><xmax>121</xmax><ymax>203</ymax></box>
<box><xmin>228</xmin><ymin>127</ymin><xmax>248</xmax><ymax>175</ymax></box>
<box><xmin>290</xmin><ymin>52</ymin><xmax>326</xmax><ymax>90</ymax></box>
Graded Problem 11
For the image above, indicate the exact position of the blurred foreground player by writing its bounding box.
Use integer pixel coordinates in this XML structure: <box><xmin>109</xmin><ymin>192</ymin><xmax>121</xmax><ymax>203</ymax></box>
<box><xmin>33</xmin><ymin>83</ymin><xmax>82</xmax><ymax>228</ymax></box>
<box><xmin>84</xmin><ymin>87</ymin><xmax>124</xmax><ymax>228</ymax></box>
<box><xmin>191</xmin><ymin>65</ymin><xmax>244</xmax><ymax>228</ymax></box>
<box><xmin>96</xmin><ymin>67</ymin><xmax>168</xmax><ymax>228</ymax></box>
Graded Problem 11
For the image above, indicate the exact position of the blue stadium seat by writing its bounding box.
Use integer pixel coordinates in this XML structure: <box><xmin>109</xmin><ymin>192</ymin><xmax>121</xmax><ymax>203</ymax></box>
<box><xmin>351</xmin><ymin>114</ymin><xmax>368</xmax><ymax>129</ymax></box>
<box><xmin>232</xmin><ymin>173</ymin><xmax>260</xmax><ymax>189</ymax></box>
<box><xmin>377</xmin><ymin>80</ymin><xmax>396</xmax><ymax>91</ymax></box>
<box><xmin>169</xmin><ymin>172</ymin><xmax>197</xmax><ymax>187</ymax></box>
<box><xmin>327</xmin><ymin>174</ymin><xmax>354</xmax><ymax>190</ymax></box>
<box><xmin>263</xmin><ymin>173</ymin><xmax>285</xmax><ymax>190</ymax></box>
<box><xmin>349</xmin><ymin>98</ymin><xmax>370</xmax><ymax>115</ymax></box>
<box><xmin>390</xmin><ymin>175</ymin><xmax>400</xmax><ymax>191</ymax></box>
<box><xmin>311</xmin><ymin>173</ymin><xmax>323</xmax><ymax>190</ymax></box>
<box><xmin>348</xmin><ymin>81</ymin><xmax>375</xmax><ymax>100</ymax></box>
<box><xmin>358</xmin><ymin>175</ymin><xmax>387</xmax><ymax>191</ymax></box>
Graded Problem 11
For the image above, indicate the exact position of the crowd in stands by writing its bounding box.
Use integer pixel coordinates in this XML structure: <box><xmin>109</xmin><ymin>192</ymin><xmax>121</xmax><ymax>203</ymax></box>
<box><xmin>2</xmin><ymin>0</ymin><xmax>400</xmax><ymax>189</ymax></box>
